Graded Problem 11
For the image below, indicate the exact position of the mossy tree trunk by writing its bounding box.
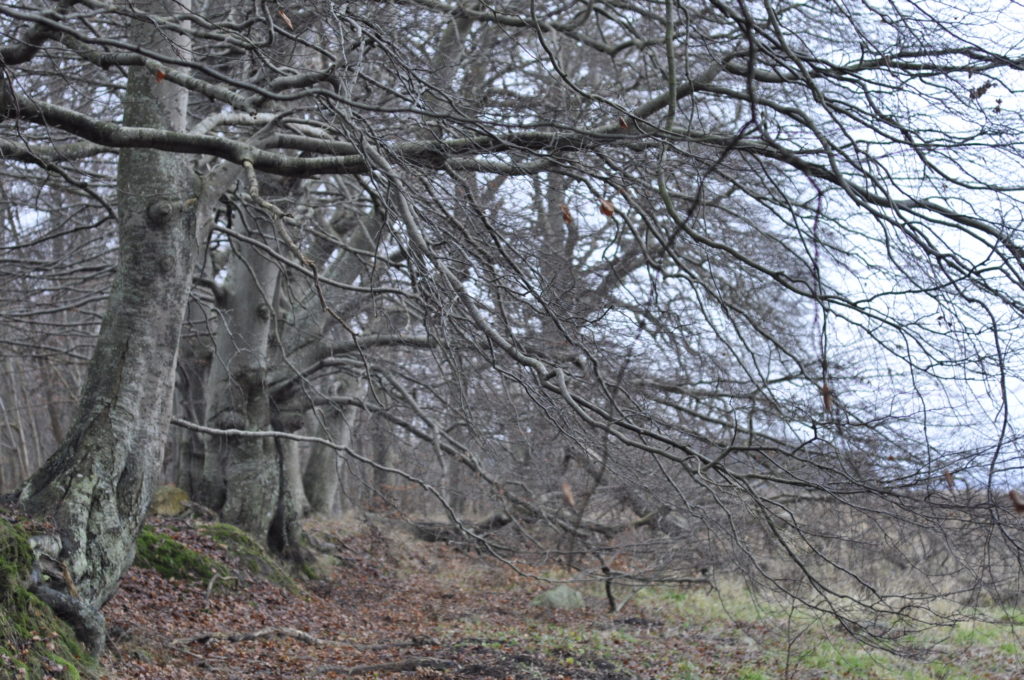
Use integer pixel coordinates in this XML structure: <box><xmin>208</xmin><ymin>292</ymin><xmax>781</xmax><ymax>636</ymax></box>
<box><xmin>17</xmin><ymin>0</ymin><xmax>201</xmax><ymax>653</ymax></box>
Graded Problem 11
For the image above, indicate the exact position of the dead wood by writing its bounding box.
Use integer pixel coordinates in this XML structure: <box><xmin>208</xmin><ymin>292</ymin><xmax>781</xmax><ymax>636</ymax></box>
<box><xmin>315</xmin><ymin>657</ymin><xmax>457</xmax><ymax>675</ymax></box>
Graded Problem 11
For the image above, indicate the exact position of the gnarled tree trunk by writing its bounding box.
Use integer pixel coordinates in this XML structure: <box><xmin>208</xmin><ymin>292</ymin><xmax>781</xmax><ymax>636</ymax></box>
<box><xmin>18</xmin><ymin>0</ymin><xmax>197</xmax><ymax>654</ymax></box>
<box><xmin>199</xmin><ymin>191</ymin><xmax>283</xmax><ymax>539</ymax></box>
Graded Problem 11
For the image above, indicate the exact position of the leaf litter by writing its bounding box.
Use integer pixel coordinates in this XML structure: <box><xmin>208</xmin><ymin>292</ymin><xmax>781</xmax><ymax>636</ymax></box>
<box><xmin>93</xmin><ymin>516</ymin><xmax>1024</xmax><ymax>679</ymax></box>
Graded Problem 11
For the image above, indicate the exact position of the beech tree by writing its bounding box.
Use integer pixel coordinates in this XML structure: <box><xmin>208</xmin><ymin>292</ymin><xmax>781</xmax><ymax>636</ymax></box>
<box><xmin>3</xmin><ymin>0</ymin><xmax>1024</xmax><ymax>653</ymax></box>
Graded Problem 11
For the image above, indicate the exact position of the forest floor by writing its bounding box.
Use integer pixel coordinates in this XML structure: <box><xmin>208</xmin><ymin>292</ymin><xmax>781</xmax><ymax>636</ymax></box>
<box><xmin>99</xmin><ymin>516</ymin><xmax>1024</xmax><ymax>680</ymax></box>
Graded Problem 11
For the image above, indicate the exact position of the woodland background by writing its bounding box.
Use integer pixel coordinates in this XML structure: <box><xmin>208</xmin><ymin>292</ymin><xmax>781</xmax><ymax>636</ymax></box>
<box><xmin>2</xmin><ymin>0</ymin><xmax>1024</xmax><ymax>669</ymax></box>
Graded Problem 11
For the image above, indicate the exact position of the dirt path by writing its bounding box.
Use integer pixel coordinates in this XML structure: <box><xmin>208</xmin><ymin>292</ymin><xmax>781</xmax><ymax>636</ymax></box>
<box><xmin>99</xmin><ymin>517</ymin><xmax>1022</xmax><ymax>680</ymax></box>
<box><xmin>103</xmin><ymin>518</ymin><xmax>654</xmax><ymax>679</ymax></box>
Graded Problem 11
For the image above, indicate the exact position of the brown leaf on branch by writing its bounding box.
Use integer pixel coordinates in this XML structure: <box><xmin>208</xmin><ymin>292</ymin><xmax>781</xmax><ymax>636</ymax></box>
<box><xmin>599</xmin><ymin>199</ymin><xmax>615</xmax><ymax>217</ymax></box>
<box><xmin>560</xmin><ymin>203</ymin><xmax>573</xmax><ymax>225</ymax></box>
<box><xmin>969</xmin><ymin>81</ymin><xmax>993</xmax><ymax>100</ymax></box>
<box><xmin>561</xmin><ymin>480</ymin><xmax>576</xmax><ymax>508</ymax></box>
<box><xmin>820</xmin><ymin>383</ymin><xmax>833</xmax><ymax>413</ymax></box>
<box><xmin>278</xmin><ymin>9</ymin><xmax>294</xmax><ymax>30</ymax></box>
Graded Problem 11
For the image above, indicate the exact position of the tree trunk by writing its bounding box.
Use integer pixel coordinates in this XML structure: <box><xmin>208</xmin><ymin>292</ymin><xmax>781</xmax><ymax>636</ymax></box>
<box><xmin>18</xmin><ymin>0</ymin><xmax>196</xmax><ymax>654</ymax></box>
<box><xmin>269</xmin><ymin>436</ymin><xmax>308</xmax><ymax>562</ymax></box>
<box><xmin>199</xmin><ymin>205</ymin><xmax>282</xmax><ymax>538</ymax></box>
<box><xmin>172</xmin><ymin>302</ymin><xmax>213</xmax><ymax>499</ymax></box>
<box><xmin>304</xmin><ymin>381</ymin><xmax>365</xmax><ymax>515</ymax></box>
<box><xmin>303</xmin><ymin>413</ymin><xmax>339</xmax><ymax>516</ymax></box>
<box><xmin>280</xmin><ymin>430</ymin><xmax>311</xmax><ymax>519</ymax></box>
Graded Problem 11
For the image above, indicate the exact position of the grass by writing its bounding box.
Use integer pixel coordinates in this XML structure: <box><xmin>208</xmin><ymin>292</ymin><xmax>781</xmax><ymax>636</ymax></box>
<box><xmin>455</xmin><ymin>573</ymin><xmax>1024</xmax><ymax>679</ymax></box>
<box><xmin>337</xmin><ymin>523</ymin><xmax>1024</xmax><ymax>679</ymax></box>
<box><xmin>654</xmin><ymin>580</ymin><xmax>1024</xmax><ymax>679</ymax></box>
<box><xmin>737</xmin><ymin>669</ymin><xmax>770</xmax><ymax>680</ymax></box>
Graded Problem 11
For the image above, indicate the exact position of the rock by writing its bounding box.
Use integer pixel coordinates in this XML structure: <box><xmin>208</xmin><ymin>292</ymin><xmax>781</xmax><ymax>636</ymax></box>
<box><xmin>150</xmin><ymin>484</ymin><xmax>189</xmax><ymax>516</ymax></box>
<box><xmin>530</xmin><ymin>585</ymin><xmax>585</xmax><ymax>609</ymax></box>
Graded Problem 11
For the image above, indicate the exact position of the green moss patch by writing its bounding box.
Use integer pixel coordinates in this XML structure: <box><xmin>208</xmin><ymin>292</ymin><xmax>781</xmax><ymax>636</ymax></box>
<box><xmin>200</xmin><ymin>523</ymin><xmax>298</xmax><ymax>592</ymax></box>
<box><xmin>134</xmin><ymin>526</ymin><xmax>221</xmax><ymax>581</ymax></box>
<box><xmin>0</xmin><ymin>520</ymin><xmax>96</xmax><ymax>679</ymax></box>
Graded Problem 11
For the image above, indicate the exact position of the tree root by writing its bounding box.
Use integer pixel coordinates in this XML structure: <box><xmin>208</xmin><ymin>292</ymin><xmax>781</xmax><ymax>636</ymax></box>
<box><xmin>29</xmin><ymin>582</ymin><xmax>106</xmax><ymax>656</ymax></box>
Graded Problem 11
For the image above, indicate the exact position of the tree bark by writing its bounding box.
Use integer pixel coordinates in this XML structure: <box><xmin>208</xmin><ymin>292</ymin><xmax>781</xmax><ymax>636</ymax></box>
<box><xmin>169</xmin><ymin>297</ymin><xmax>215</xmax><ymax>497</ymax></box>
<box><xmin>199</xmin><ymin>200</ymin><xmax>282</xmax><ymax>539</ymax></box>
<box><xmin>304</xmin><ymin>382</ymin><xmax>365</xmax><ymax>515</ymax></box>
<box><xmin>269</xmin><ymin>436</ymin><xmax>308</xmax><ymax>562</ymax></box>
<box><xmin>18</xmin><ymin>0</ymin><xmax>197</xmax><ymax>650</ymax></box>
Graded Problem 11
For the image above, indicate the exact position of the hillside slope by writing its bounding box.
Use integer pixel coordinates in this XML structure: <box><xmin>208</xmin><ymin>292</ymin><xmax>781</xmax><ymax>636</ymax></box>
<box><xmin>9</xmin><ymin>513</ymin><xmax>1015</xmax><ymax>680</ymax></box>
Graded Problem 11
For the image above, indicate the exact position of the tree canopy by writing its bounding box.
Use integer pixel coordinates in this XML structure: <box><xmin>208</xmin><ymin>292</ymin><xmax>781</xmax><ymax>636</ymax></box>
<box><xmin>3</xmin><ymin>0</ymin><xmax>1024</xmax><ymax>652</ymax></box>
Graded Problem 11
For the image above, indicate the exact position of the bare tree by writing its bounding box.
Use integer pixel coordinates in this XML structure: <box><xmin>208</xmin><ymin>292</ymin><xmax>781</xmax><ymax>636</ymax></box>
<box><xmin>4</xmin><ymin>0</ymin><xmax>1024</xmax><ymax>653</ymax></box>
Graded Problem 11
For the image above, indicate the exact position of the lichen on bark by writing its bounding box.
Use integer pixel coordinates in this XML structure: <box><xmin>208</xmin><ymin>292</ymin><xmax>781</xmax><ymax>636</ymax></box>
<box><xmin>16</xmin><ymin>0</ymin><xmax>203</xmax><ymax>654</ymax></box>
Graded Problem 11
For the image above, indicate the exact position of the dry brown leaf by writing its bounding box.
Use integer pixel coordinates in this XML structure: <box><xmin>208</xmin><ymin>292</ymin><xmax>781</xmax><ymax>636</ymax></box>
<box><xmin>820</xmin><ymin>383</ymin><xmax>833</xmax><ymax>413</ymax></box>
<box><xmin>1010</xmin><ymin>489</ymin><xmax>1024</xmax><ymax>514</ymax></box>
<box><xmin>561</xmin><ymin>480</ymin><xmax>576</xmax><ymax>508</ymax></box>
<box><xmin>560</xmin><ymin>203</ymin><xmax>573</xmax><ymax>225</ymax></box>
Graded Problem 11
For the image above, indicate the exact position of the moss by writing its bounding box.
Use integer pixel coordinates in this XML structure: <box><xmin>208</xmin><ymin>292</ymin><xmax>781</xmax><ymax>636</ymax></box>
<box><xmin>42</xmin><ymin>652</ymin><xmax>81</xmax><ymax>680</ymax></box>
<box><xmin>0</xmin><ymin>519</ymin><xmax>97</xmax><ymax>679</ymax></box>
<box><xmin>134</xmin><ymin>526</ymin><xmax>220</xmax><ymax>581</ymax></box>
<box><xmin>299</xmin><ymin>562</ymin><xmax>319</xmax><ymax>581</ymax></box>
<box><xmin>200</xmin><ymin>523</ymin><xmax>299</xmax><ymax>592</ymax></box>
